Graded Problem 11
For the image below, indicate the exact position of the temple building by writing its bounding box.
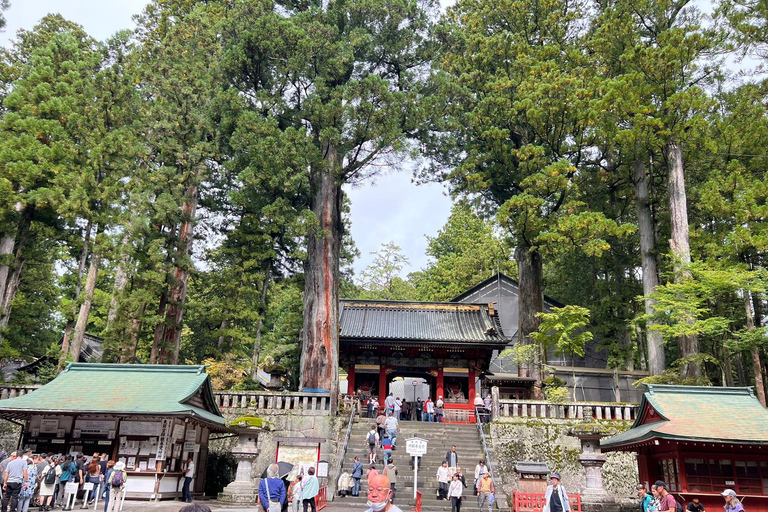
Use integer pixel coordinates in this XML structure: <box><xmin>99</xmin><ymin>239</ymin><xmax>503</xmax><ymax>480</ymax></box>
<box><xmin>339</xmin><ymin>273</ymin><xmax>646</xmax><ymax>413</ymax></box>
<box><xmin>602</xmin><ymin>385</ymin><xmax>768</xmax><ymax>512</ymax></box>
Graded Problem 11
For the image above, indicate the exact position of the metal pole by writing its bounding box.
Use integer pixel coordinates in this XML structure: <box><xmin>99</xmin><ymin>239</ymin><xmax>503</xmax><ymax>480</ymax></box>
<box><xmin>413</xmin><ymin>456</ymin><xmax>418</xmax><ymax>500</ymax></box>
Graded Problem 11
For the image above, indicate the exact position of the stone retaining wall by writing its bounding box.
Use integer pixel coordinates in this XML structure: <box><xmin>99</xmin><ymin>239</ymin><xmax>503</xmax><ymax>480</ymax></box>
<box><xmin>490</xmin><ymin>417</ymin><xmax>638</xmax><ymax>501</ymax></box>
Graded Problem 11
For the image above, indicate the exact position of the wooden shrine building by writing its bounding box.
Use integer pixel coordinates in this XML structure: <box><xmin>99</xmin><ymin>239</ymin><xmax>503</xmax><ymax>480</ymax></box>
<box><xmin>0</xmin><ymin>363</ymin><xmax>230</xmax><ymax>500</ymax></box>
<box><xmin>602</xmin><ymin>385</ymin><xmax>768</xmax><ymax>512</ymax></box>
<box><xmin>339</xmin><ymin>300</ymin><xmax>508</xmax><ymax>421</ymax></box>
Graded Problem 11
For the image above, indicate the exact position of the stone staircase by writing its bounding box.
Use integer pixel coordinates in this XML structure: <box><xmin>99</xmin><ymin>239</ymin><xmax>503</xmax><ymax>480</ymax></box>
<box><xmin>337</xmin><ymin>419</ymin><xmax>489</xmax><ymax>512</ymax></box>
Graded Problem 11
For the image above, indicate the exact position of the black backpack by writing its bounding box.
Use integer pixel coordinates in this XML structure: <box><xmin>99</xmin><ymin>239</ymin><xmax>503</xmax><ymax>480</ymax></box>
<box><xmin>44</xmin><ymin>467</ymin><xmax>56</xmax><ymax>485</ymax></box>
<box><xmin>675</xmin><ymin>501</ymin><xmax>684</xmax><ymax>512</ymax></box>
<box><xmin>368</xmin><ymin>432</ymin><xmax>376</xmax><ymax>445</ymax></box>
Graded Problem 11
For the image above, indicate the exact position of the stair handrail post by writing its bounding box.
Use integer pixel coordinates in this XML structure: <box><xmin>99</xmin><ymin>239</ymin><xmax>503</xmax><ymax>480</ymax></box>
<box><xmin>477</xmin><ymin>420</ymin><xmax>497</xmax><ymax>489</ymax></box>
<box><xmin>329</xmin><ymin>404</ymin><xmax>357</xmax><ymax>501</ymax></box>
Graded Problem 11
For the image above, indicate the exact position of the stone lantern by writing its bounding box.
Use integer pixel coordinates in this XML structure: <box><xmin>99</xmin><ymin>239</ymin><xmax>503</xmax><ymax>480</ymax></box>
<box><xmin>567</xmin><ymin>407</ymin><xmax>617</xmax><ymax>512</ymax></box>
<box><xmin>218</xmin><ymin>428</ymin><xmax>261</xmax><ymax>503</ymax></box>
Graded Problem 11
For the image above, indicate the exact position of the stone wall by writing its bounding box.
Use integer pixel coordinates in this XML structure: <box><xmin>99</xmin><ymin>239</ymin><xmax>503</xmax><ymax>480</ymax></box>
<box><xmin>0</xmin><ymin>420</ymin><xmax>20</xmax><ymax>452</ymax></box>
<box><xmin>490</xmin><ymin>417</ymin><xmax>638</xmax><ymax>501</ymax></box>
<box><xmin>209</xmin><ymin>408</ymin><xmax>343</xmax><ymax>489</ymax></box>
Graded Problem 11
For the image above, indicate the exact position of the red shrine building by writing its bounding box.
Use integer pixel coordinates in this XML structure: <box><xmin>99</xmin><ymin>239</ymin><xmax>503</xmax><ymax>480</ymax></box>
<box><xmin>602</xmin><ymin>385</ymin><xmax>768</xmax><ymax>512</ymax></box>
<box><xmin>339</xmin><ymin>273</ymin><xmax>647</xmax><ymax>418</ymax></box>
<box><xmin>338</xmin><ymin>299</ymin><xmax>507</xmax><ymax>421</ymax></box>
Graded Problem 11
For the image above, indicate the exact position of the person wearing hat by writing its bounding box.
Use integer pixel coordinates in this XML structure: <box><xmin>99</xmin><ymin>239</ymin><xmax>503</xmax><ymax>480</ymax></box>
<box><xmin>105</xmin><ymin>462</ymin><xmax>126</xmax><ymax>512</ymax></box>
<box><xmin>721</xmin><ymin>490</ymin><xmax>744</xmax><ymax>512</ymax></box>
<box><xmin>654</xmin><ymin>481</ymin><xmax>677</xmax><ymax>512</ymax></box>
<box><xmin>544</xmin><ymin>474</ymin><xmax>570</xmax><ymax>512</ymax></box>
<box><xmin>436</xmin><ymin>396</ymin><xmax>444</xmax><ymax>423</ymax></box>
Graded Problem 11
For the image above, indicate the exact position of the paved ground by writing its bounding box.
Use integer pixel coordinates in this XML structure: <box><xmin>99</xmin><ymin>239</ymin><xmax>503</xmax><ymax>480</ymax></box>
<box><xmin>112</xmin><ymin>500</ymin><xmax>364</xmax><ymax>512</ymax></box>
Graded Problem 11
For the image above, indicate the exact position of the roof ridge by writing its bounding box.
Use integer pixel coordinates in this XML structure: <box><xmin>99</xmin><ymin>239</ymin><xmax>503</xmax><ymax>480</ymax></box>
<box><xmin>64</xmin><ymin>363</ymin><xmax>208</xmax><ymax>374</ymax></box>
<box><xmin>646</xmin><ymin>384</ymin><xmax>755</xmax><ymax>396</ymax></box>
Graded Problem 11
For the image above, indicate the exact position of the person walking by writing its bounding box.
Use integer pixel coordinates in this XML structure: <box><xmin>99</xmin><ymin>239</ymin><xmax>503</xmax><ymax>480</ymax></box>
<box><xmin>384</xmin><ymin>460</ymin><xmax>397</xmax><ymax>504</ymax></box>
<box><xmin>638</xmin><ymin>485</ymin><xmax>652</xmax><ymax>512</ymax></box>
<box><xmin>393</xmin><ymin>398</ymin><xmax>402</xmax><ymax>420</ymax></box>
<box><xmin>57</xmin><ymin>456</ymin><xmax>73</xmax><ymax>509</ymax></box>
<box><xmin>435</xmin><ymin>396</ymin><xmax>444</xmax><ymax>423</ymax></box>
<box><xmin>105</xmin><ymin>462</ymin><xmax>126</xmax><ymax>512</ymax></box>
<box><xmin>721</xmin><ymin>490</ymin><xmax>743</xmax><ymax>512</ymax></box>
<box><xmin>337</xmin><ymin>469</ymin><xmax>353</xmax><ymax>498</ymax></box>
<box><xmin>259</xmin><ymin>463</ymin><xmax>286</xmax><ymax>512</ymax></box>
<box><xmin>384</xmin><ymin>414</ymin><xmax>398</xmax><ymax>449</ymax></box>
<box><xmin>351</xmin><ymin>457</ymin><xmax>364</xmax><ymax>497</ymax></box>
<box><xmin>17</xmin><ymin>458</ymin><xmax>35</xmax><ymax>512</ymax></box>
<box><xmin>473</xmin><ymin>461</ymin><xmax>486</xmax><ymax>496</ymax></box>
<box><xmin>445</xmin><ymin>446</ymin><xmax>459</xmax><ymax>469</ymax></box>
<box><xmin>654</xmin><ymin>481</ymin><xmax>677</xmax><ymax>512</ymax></box>
<box><xmin>301</xmin><ymin>467</ymin><xmax>319</xmax><ymax>512</ymax></box>
<box><xmin>102</xmin><ymin>461</ymin><xmax>115</xmax><ymax>512</ymax></box>
<box><xmin>365</xmin><ymin>474</ymin><xmax>402</xmax><ymax>512</ymax></box>
<box><xmin>545</xmin><ymin>474</ymin><xmax>570</xmax><ymax>512</ymax></box>
<box><xmin>366</xmin><ymin>426</ymin><xmax>380</xmax><ymax>465</ymax></box>
<box><xmin>291</xmin><ymin>476</ymin><xmax>303</xmax><ymax>512</ymax></box>
<box><xmin>436</xmin><ymin>461</ymin><xmax>450</xmax><ymax>500</ymax></box>
<box><xmin>477</xmin><ymin>471</ymin><xmax>495</xmax><ymax>512</ymax></box>
<box><xmin>415</xmin><ymin>399</ymin><xmax>423</xmax><ymax>422</ymax></box>
<box><xmin>381</xmin><ymin>435</ymin><xmax>393</xmax><ymax>466</ymax></box>
<box><xmin>448</xmin><ymin>473</ymin><xmax>464</xmax><ymax>512</ymax></box>
<box><xmin>376</xmin><ymin>411</ymin><xmax>387</xmax><ymax>440</ymax></box>
<box><xmin>385</xmin><ymin>393</ymin><xmax>396</xmax><ymax>415</ymax></box>
<box><xmin>2</xmin><ymin>451</ymin><xmax>27</xmax><ymax>512</ymax></box>
<box><xmin>182</xmin><ymin>456</ymin><xmax>195</xmax><ymax>503</ymax></box>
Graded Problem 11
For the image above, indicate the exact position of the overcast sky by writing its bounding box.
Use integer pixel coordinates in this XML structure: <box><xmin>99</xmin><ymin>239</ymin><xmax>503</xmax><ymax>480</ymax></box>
<box><xmin>0</xmin><ymin>0</ymin><xmax>454</xmax><ymax>278</ymax></box>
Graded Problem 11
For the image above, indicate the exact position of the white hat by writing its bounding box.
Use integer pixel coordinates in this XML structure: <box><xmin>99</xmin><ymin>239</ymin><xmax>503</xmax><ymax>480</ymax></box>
<box><xmin>721</xmin><ymin>490</ymin><xmax>737</xmax><ymax>497</ymax></box>
<box><xmin>115</xmin><ymin>461</ymin><xmax>126</xmax><ymax>471</ymax></box>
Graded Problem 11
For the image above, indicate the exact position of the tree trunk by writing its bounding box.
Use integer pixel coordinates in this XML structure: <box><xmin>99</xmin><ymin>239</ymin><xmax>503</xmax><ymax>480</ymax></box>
<box><xmin>633</xmin><ymin>159</ymin><xmax>666</xmax><ymax>375</ymax></box>
<box><xmin>106</xmin><ymin>231</ymin><xmax>132</xmax><ymax>332</ymax></box>
<box><xmin>120</xmin><ymin>303</ymin><xmax>146</xmax><ymax>364</ymax></box>
<box><xmin>665</xmin><ymin>141</ymin><xmax>700</xmax><ymax>379</ymax></box>
<box><xmin>300</xmin><ymin>145</ymin><xmax>341</xmax><ymax>412</ymax></box>
<box><xmin>217</xmin><ymin>318</ymin><xmax>230</xmax><ymax>351</ymax></box>
<box><xmin>252</xmin><ymin>260</ymin><xmax>272</xmax><ymax>379</ymax></box>
<box><xmin>70</xmin><ymin>246</ymin><xmax>102</xmax><ymax>363</ymax></box>
<box><xmin>0</xmin><ymin>209</ymin><xmax>31</xmax><ymax>337</ymax></box>
<box><xmin>0</xmin><ymin>196</ymin><xmax>24</xmax><ymax>309</ymax></box>
<box><xmin>515</xmin><ymin>243</ymin><xmax>543</xmax><ymax>397</ymax></box>
<box><xmin>60</xmin><ymin>221</ymin><xmax>93</xmax><ymax>370</ymax></box>
<box><xmin>736</xmin><ymin>352</ymin><xmax>746</xmax><ymax>386</ymax></box>
<box><xmin>149</xmin><ymin>290</ymin><xmax>168</xmax><ymax>364</ymax></box>
<box><xmin>158</xmin><ymin>173</ymin><xmax>200</xmax><ymax>365</ymax></box>
<box><xmin>745</xmin><ymin>290</ymin><xmax>766</xmax><ymax>405</ymax></box>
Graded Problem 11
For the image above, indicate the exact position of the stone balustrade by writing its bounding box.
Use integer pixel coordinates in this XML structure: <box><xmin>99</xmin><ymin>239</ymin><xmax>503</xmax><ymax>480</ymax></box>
<box><xmin>0</xmin><ymin>385</ymin><xmax>40</xmax><ymax>400</ymax></box>
<box><xmin>214</xmin><ymin>391</ymin><xmax>331</xmax><ymax>414</ymax></box>
<box><xmin>497</xmin><ymin>399</ymin><xmax>638</xmax><ymax>421</ymax></box>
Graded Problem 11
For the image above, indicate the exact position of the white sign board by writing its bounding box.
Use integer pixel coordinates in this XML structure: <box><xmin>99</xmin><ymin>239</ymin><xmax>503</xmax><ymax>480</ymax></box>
<box><xmin>317</xmin><ymin>461</ymin><xmax>328</xmax><ymax>478</ymax></box>
<box><xmin>406</xmin><ymin>437</ymin><xmax>428</xmax><ymax>456</ymax></box>
<box><xmin>120</xmin><ymin>421</ymin><xmax>161</xmax><ymax>436</ymax></box>
<box><xmin>75</xmin><ymin>419</ymin><xmax>116</xmax><ymax>435</ymax></box>
<box><xmin>40</xmin><ymin>419</ymin><xmax>59</xmax><ymax>434</ymax></box>
<box><xmin>65</xmin><ymin>482</ymin><xmax>79</xmax><ymax>494</ymax></box>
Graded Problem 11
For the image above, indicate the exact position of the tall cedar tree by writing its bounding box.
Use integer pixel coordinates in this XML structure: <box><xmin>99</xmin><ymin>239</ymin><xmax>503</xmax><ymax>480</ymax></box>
<box><xmin>219</xmin><ymin>0</ymin><xmax>436</xmax><ymax>408</ymax></box>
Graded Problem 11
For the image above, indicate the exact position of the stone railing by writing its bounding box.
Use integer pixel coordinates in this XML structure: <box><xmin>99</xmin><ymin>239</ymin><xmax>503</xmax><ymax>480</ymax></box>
<box><xmin>0</xmin><ymin>385</ymin><xmax>40</xmax><ymax>400</ymax></box>
<box><xmin>214</xmin><ymin>391</ymin><xmax>332</xmax><ymax>414</ymax></box>
<box><xmin>496</xmin><ymin>399</ymin><xmax>638</xmax><ymax>421</ymax></box>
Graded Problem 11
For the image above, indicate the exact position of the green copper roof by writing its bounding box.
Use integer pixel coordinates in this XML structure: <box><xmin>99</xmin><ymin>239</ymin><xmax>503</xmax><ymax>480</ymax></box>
<box><xmin>0</xmin><ymin>363</ymin><xmax>225</xmax><ymax>427</ymax></box>
<box><xmin>602</xmin><ymin>384</ymin><xmax>768</xmax><ymax>449</ymax></box>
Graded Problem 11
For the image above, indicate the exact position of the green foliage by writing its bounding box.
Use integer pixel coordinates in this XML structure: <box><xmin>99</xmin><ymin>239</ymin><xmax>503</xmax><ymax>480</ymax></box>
<box><xmin>543</xmin><ymin>386</ymin><xmax>570</xmax><ymax>404</ymax></box>
<box><xmin>532</xmin><ymin>306</ymin><xmax>592</xmax><ymax>363</ymax></box>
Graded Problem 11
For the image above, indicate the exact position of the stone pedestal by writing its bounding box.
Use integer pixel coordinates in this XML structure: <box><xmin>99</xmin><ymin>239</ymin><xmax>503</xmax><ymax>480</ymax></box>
<box><xmin>568</xmin><ymin>408</ymin><xmax>619</xmax><ymax>512</ymax></box>
<box><xmin>218</xmin><ymin>428</ymin><xmax>261</xmax><ymax>503</ymax></box>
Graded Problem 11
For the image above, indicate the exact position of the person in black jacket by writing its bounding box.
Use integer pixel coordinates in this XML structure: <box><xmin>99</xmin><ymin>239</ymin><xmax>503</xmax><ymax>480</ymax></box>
<box><xmin>445</xmin><ymin>446</ymin><xmax>459</xmax><ymax>468</ymax></box>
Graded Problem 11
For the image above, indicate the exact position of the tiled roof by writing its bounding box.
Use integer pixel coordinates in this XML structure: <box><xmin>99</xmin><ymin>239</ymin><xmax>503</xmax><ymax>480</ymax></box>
<box><xmin>0</xmin><ymin>363</ymin><xmax>226</xmax><ymax>427</ymax></box>
<box><xmin>601</xmin><ymin>384</ymin><xmax>768</xmax><ymax>449</ymax></box>
<box><xmin>339</xmin><ymin>300</ymin><xmax>508</xmax><ymax>344</ymax></box>
<box><xmin>515</xmin><ymin>461</ymin><xmax>550</xmax><ymax>475</ymax></box>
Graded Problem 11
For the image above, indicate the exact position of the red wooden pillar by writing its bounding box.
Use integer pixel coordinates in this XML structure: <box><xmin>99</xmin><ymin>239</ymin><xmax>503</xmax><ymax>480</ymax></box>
<box><xmin>379</xmin><ymin>366</ymin><xmax>387</xmax><ymax>405</ymax></box>
<box><xmin>468</xmin><ymin>368</ymin><xmax>476</xmax><ymax>400</ymax></box>
<box><xmin>437</xmin><ymin>368</ymin><xmax>444</xmax><ymax>400</ymax></box>
<box><xmin>347</xmin><ymin>365</ymin><xmax>355</xmax><ymax>394</ymax></box>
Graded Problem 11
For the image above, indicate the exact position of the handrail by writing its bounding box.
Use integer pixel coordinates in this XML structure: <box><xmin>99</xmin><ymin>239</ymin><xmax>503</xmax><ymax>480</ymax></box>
<box><xmin>328</xmin><ymin>404</ymin><xmax>356</xmax><ymax>501</ymax></box>
<box><xmin>476</xmin><ymin>417</ymin><xmax>497</xmax><ymax>488</ymax></box>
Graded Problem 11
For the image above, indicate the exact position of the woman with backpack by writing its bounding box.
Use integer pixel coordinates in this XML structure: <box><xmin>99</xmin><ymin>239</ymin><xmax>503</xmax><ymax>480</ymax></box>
<box><xmin>57</xmin><ymin>456</ymin><xmax>73</xmax><ymax>508</ymax></box>
<box><xmin>38</xmin><ymin>456</ymin><xmax>59</xmax><ymax>511</ymax></box>
<box><xmin>17</xmin><ymin>458</ymin><xmax>36</xmax><ymax>512</ymax></box>
<box><xmin>105</xmin><ymin>461</ymin><xmax>126</xmax><ymax>512</ymax></box>
<box><xmin>102</xmin><ymin>461</ymin><xmax>115</xmax><ymax>512</ymax></box>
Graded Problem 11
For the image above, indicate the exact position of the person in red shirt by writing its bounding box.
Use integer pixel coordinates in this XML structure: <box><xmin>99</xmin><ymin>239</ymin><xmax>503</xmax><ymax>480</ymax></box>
<box><xmin>654</xmin><ymin>481</ymin><xmax>678</xmax><ymax>511</ymax></box>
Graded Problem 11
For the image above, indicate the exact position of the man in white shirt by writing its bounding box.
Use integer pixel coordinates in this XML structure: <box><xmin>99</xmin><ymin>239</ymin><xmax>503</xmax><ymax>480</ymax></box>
<box><xmin>384</xmin><ymin>393</ymin><xmax>395</xmax><ymax>414</ymax></box>
<box><xmin>435</xmin><ymin>396</ymin><xmax>444</xmax><ymax>423</ymax></box>
<box><xmin>393</xmin><ymin>398</ymin><xmax>402</xmax><ymax>419</ymax></box>
<box><xmin>182</xmin><ymin>456</ymin><xmax>195</xmax><ymax>503</ymax></box>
